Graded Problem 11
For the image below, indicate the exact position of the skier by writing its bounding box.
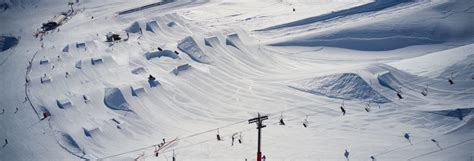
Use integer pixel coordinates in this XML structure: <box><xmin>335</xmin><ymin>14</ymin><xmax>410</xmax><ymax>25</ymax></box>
<box><xmin>14</xmin><ymin>107</ymin><xmax>18</xmax><ymax>114</ymax></box>
<box><xmin>344</xmin><ymin>149</ymin><xmax>349</xmax><ymax>160</ymax></box>
<box><xmin>292</xmin><ymin>8</ymin><xmax>295</xmax><ymax>12</ymax></box>
<box><xmin>65</xmin><ymin>72</ymin><xmax>69</xmax><ymax>78</ymax></box>
<box><xmin>397</xmin><ymin>91</ymin><xmax>403</xmax><ymax>99</ymax></box>
<box><xmin>262</xmin><ymin>155</ymin><xmax>266</xmax><ymax>161</ymax></box>
<box><xmin>162</xmin><ymin>138</ymin><xmax>166</xmax><ymax>144</ymax></box>
<box><xmin>238</xmin><ymin>133</ymin><xmax>242</xmax><ymax>144</ymax></box>
<box><xmin>340</xmin><ymin>106</ymin><xmax>346</xmax><ymax>115</ymax></box>
<box><xmin>139</xmin><ymin>27</ymin><xmax>143</xmax><ymax>35</ymax></box>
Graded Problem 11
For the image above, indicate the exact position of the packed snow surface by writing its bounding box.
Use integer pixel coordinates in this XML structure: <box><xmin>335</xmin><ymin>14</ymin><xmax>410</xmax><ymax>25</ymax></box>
<box><xmin>0</xmin><ymin>0</ymin><xmax>473</xmax><ymax>161</ymax></box>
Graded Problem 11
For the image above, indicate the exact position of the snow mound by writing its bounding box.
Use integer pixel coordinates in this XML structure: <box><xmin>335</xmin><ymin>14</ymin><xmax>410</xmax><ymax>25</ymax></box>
<box><xmin>289</xmin><ymin>73</ymin><xmax>390</xmax><ymax>103</ymax></box>
<box><xmin>83</xmin><ymin>127</ymin><xmax>101</xmax><ymax>137</ymax></box>
<box><xmin>144</xmin><ymin>50</ymin><xmax>179</xmax><ymax>60</ymax></box>
<box><xmin>131</xmin><ymin>67</ymin><xmax>147</xmax><ymax>75</ymax></box>
<box><xmin>125</xmin><ymin>21</ymin><xmax>142</xmax><ymax>33</ymax></box>
<box><xmin>260</xmin><ymin>0</ymin><xmax>412</xmax><ymax>31</ymax></box>
<box><xmin>0</xmin><ymin>36</ymin><xmax>18</xmax><ymax>52</ymax></box>
<box><xmin>177</xmin><ymin>36</ymin><xmax>210</xmax><ymax>64</ymax></box>
<box><xmin>76</xmin><ymin>42</ymin><xmax>86</xmax><ymax>49</ymax></box>
<box><xmin>91</xmin><ymin>57</ymin><xmax>103</xmax><ymax>65</ymax></box>
<box><xmin>145</xmin><ymin>21</ymin><xmax>160</xmax><ymax>33</ymax></box>
<box><xmin>204</xmin><ymin>36</ymin><xmax>220</xmax><ymax>47</ymax></box>
<box><xmin>104</xmin><ymin>88</ymin><xmax>132</xmax><ymax>111</ymax></box>
<box><xmin>56</xmin><ymin>98</ymin><xmax>73</xmax><ymax>109</ymax></box>
<box><xmin>40</xmin><ymin>74</ymin><xmax>51</xmax><ymax>84</ymax></box>
<box><xmin>39</xmin><ymin>57</ymin><xmax>49</xmax><ymax>65</ymax></box>
<box><xmin>131</xmin><ymin>85</ymin><xmax>146</xmax><ymax>96</ymax></box>
<box><xmin>171</xmin><ymin>64</ymin><xmax>191</xmax><ymax>76</ymax></box>
<box><xmin>57</xmin><ymin>132</ymin><xmax>85</xmax><ymax>158</ymax></box>
<box><xmin>167</xmin><ymin>21</ymin><xmax>177</xmax><ymax>27</ymax></box>
<box><xmin>428</xmin><ymin>108</ymin><xmax>474</xmax><ymax>121</ymax></box>
<box><xmin>225</xmin><ymin>33</ymin><xmax>241</xmax><ymax>49</ymax></box>
<box><xmin>377</xmin><ymin>71</ymin><xmax>402</xmax><ymax>91</ymax></box>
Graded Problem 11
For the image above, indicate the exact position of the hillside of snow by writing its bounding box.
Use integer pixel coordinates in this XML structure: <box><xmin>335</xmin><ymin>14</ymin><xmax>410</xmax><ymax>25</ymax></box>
<box><xmin>0</xmin><ymin>0</ymin><xmax>473</xmax><ymax>161</ymax></box>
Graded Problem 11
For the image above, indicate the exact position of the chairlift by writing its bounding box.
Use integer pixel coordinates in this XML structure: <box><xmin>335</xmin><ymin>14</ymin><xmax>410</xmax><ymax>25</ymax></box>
<box><xmin>396</xmin><ymin>88</ymin><xmax>403</xmax><ymax>99</ymax></box>
<box><xmin>216</xmin><ymin>129</ymin><xmax>222</xmax><ymax>141</ymax></box>
<box><xmin>302</xmin><ymin>116</ymin><xmax>309</xmax><ymax>128</ymax></box>
<box><xmin>364</xmin><ymin>103</ymin><xmax>371</xmax><ymax>112</ymax></box>
<box><xmin>238</xmin><ymin>132</ymin><xmax>242</xmax><ymax>144</ymax></box>
<box><xmin>421</xmin><ymin>86</ymin><xmax>428</xmax><ymax>96</ymax></box>
<box><xmin>340</xmin><ymin>101</ymin><xmax>346</xmax><ymax>116</ymax></box>
<box><xmin>172</xmin><ymin>149</ymin><xmax>176</xmax><ymax>161</ymax></box>
<box><xmin>154</xmin><ymin>145</ymin><xmax>159</xmax><ymax>157</ymax></box>
<box><xmin>448</xmin><ymin>73</ymin><xmax>454</xmax><ymax>85</ymax></box>
<box><xmin>279</xmin><ymin>112</ymin><xmax>285</xmax><ymax>126</ymax></box>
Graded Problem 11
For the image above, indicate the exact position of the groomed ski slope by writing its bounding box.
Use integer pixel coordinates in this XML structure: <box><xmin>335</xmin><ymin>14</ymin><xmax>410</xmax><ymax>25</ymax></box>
<box><xmin>0</xmin><ymin>0</ymin><xmax>473</xmax><ymax>161</ymax></box>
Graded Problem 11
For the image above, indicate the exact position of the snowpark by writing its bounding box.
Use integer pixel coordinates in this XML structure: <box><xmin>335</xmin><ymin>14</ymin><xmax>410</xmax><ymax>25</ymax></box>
<box><xmin>0</xmin><ymin>0</ymin><xmax>473</xmax><ymax>160</ymax></box>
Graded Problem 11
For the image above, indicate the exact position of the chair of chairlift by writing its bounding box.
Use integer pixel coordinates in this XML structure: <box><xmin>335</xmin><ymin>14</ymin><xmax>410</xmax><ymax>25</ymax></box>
<box><xmin>279</xmin><ymin>113</ymin><xmax>285</xmax><ymax>126</ymax></box>
<box><xmin>216</xmin><ymin>129</ymin><xmax>222</xmax><ymax>141</ymax></box>
<box><xmin>302</xmin><ymin>116</ymin><xmax>309</xmax><ymax>128</ymax></box>
<box><xmin>396</xmin><ymin>89</ymin><xmax>403</xmax><ymax>99</ymax></box>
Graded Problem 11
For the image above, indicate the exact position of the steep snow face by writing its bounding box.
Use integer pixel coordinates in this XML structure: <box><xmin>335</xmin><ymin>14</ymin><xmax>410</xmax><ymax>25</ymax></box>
<box><xmin>0</xmin><ymin>36</ymin><xmax>18</xmax><ymax>52</ymax></box>
<box><xmin>269</xmin><ymin>0</ymin><xmax>474</xmax><ymax>51</ymax></box>
<box><xmin>290</xmin><ymin>73</ymin><xmax>390</xmax><ymax>103</ymax></box>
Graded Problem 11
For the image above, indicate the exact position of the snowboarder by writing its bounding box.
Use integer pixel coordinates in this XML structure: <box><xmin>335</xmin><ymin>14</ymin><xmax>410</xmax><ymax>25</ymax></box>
<box><xmin>340</xmin><ymin>106</ymin><xmax>346</xmax><ymax>115</ymax></box>
<box><xmin>344</xmin><ymin>149</ymin><xmax>349</xmax><ymax>160</ymax></box>
<box><xmin>404</xmin><ymin>133</ymin><xmax>412</xmax><ymax>145</ymax></box>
